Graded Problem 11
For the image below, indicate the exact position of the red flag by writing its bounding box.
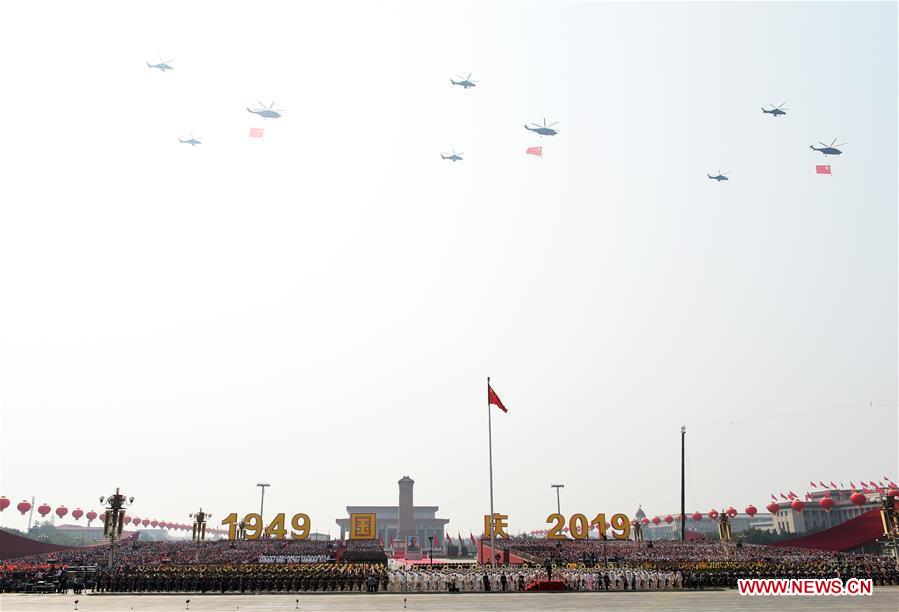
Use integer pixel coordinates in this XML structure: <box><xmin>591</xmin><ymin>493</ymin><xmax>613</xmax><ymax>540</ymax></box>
<box><xmin>770</xmin><ymin>494</ymin><xmax>777</xmax><ymax>501</ymax></box>
<box><xmin>815</xmin><ymin>164</ymin><xmax>831</xmax><ymax>175</ymax></box>
<box><xmin>488</xmin><ymin>383</ymin><xmax>507</xmax><ymax>413</ymax></box>
<box><xmin>470</xmin><ymin>532</ymin><xmax>476</xmax><ymax>545</ymax></box>
<box><xmin>458</xmin><ymin>531</ymin><xmax>463</xmax><ymax>546</ymax></box>
<box><xmin>819</xmin><ymin>481</ymin><xmax>827</xmax><ymax>488</ymax></box>
<box><xmin>526</xmin><ymin>146</ymin><xmax>543</xmax><ymax>157</ymax></box>
<box><xmin>249</xmin><ymin>127</ymin><xmax>264</xmax><ymax>138</ymax></box>
<box><xmin>851</xmin><ymin>481</ymin><xmax>857</xmax><ymax>489</ymax></box>
<box><xmin>810</xmin><ymin>481</ymin><xmax>817</xmax><ymax>488</ymax></box>
<box><xmin>789</xmin><ymin>491</ymin><xmax>798</xmax><ymax>499</ymax></box>
<box><xmin>830</xmin><ymin>481</ymin><xmax>837</xmax><ymax>489</ymax></box>
<box><xmin>779</xmin><ymin>493</ymin><xmax>788</xmax><ymax>500</ymax></box>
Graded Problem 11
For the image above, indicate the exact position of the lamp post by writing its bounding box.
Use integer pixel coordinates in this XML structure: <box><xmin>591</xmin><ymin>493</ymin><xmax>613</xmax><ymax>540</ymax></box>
<box><xmin>551</xmin><ymin>484</ymin><xmax>564</xmax><ymax>515</ymax></box>
<box><xmin>681</xmin><ymin>426</ymin><xmax>686</xmax><ymax>542</ymax></box>
<box><xmin>99</xmin><ymin>488</ymin><xmax>134</xmax><ymax>569</ymax></box>
<box><xmin>190</xmin><ymin>508</ymin><xmax>211</xmax><ymax>562</ymax></box>
<box><xmin>427</xmin><ymin>536</ymin><xmax>434</xmax><ymax>566</ymax></box>
<box><xmin>257</xmin><ymin>483</ymin><xmax>270</xmax><ymax>531</ymax></box>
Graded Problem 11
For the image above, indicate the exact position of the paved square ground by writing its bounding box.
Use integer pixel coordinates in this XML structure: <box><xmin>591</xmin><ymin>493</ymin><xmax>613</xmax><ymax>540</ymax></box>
<box><xmin>2</xmin><ymin>590</ymin><xmax>898</xmax><ymax>611</ymax></box>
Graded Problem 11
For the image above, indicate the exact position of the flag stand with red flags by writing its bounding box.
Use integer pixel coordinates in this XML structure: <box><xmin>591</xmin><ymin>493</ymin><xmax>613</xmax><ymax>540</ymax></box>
<box><xmin>486</xmin><ymin>377</ymin><xmax>507</xmax><ymax>568</ymax></box>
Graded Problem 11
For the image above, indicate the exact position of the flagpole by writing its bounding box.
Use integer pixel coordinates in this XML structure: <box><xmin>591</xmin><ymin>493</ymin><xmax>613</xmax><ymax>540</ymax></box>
<box><xmin>487</xmin><ymin>376</ymin><xmax>496</xmax><ymax>568</ymax></box>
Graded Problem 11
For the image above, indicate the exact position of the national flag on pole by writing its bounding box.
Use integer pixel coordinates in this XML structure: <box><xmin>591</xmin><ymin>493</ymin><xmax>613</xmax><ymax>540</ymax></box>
<box><xmin>458</xmin><ymin>531</ymin><xmax>463</xmax><ymax>546</ymax></box>
<box><xmin>830</xmin><ymin>481</ymin><xmax>837</xmax><ymax>489</ymax></box>
<box><xmin>526</xmin><ymin>146</ymin><xmax>543</xmax><ymax>157</ymax></box>
<box><xmin>789</xmin><ymin>491</ymin><xmax>798</xmax><ymax>499</ymax></box>
<box><xmin>249</xmin><ymin>127</ymin><xmax>264</xmax><ymax>138</ymax></box>
<box><xmin>810</xmin><ymin>481</ymin><xmax>817</xmax><ymax>488</ymax></box>
<box><xmin>852</xmin><ymin>481</ymin><xmax>858</xmax><ymax>489</ymax></box>
<box><xmin>488</xmin><ymin>383</ymin><xmax>507</xmax><ymax>413</ymax></box>
<box><xmin>770</xmin><ymin>494</ymin><xmax>777</xmax><ymax>501</ymax></box>
<box><xmin>815</xmin><ymin>164</ymin><xmax>831</xmax><ymax>175</ymax></box>
<box><xmin>470</xmin><ymin>532</ymin><xmax>476</xmax><ymax>546</ymax></box>
<box><xmin>779</xmin><ymin>493</ymin><xmax>788</xmax><ymax>500</ymax></box>
<box><xmin>819</xmin><ymin>481</ymin><xmax>827</xmax><ymax>488</ymax></box>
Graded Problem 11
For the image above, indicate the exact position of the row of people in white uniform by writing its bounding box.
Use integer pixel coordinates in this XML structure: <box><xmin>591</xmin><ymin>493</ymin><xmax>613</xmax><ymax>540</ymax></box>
<box><xmin>384</xmin><ymin>568</ymin><xmax>682</xmax><ymax>592</ymax></box>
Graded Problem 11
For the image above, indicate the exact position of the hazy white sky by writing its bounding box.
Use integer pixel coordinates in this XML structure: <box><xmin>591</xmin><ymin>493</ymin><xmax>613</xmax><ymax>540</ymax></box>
<box><xmin>1</xmin><ymin>1</ymin><xmax>896</xmax><ymax>537</ymax></box>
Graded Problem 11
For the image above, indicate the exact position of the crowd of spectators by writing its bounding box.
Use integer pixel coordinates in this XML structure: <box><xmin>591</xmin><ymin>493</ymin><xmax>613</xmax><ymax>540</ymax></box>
<box><xmin>2</xmin><ymin>538</ymin><xmax>897</xmax><ymax>593</ymax></box>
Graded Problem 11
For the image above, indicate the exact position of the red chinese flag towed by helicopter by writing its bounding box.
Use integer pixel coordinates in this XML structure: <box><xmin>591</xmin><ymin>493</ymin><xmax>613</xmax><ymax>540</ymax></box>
<box><xmin>526</xmin><ymin>146</ymin><xmax>542</xmax><ymax>157</ymax></box>
<box><xmin>249</xmin><ymin>128</ymin><xmax>264</xmax><ymax>138</ymax></box>
<box><xmin>816</xmin><ymin>165</ymin><xmax>832</xmax><ymax>175</ymax></box>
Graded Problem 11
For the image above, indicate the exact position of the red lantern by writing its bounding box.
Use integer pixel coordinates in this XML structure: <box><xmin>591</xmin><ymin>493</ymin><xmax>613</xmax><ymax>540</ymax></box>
<box><xmin>640</xmin><ymin>518</ymin><xmax>649</xmax><ymax>525</ymax></box>
<box><xmin>132</xmin><ymin>516</ymin><xmax>140</xmax><ymax>527</ymax></box>
<box><xmin>37</xmin><ymin>503</ymin><xmax>51</xmax><ymax>517</ymax></box>
<box><xmin>691</xmin><ymin>511</ymin><xmax>702</xmax><ymax>521</ymax></box>
<box><xmin>651</xmin><ymin>516</ymin><xmax>661</xmax><ymax>525</ymax></box>
<box><xmin>850</xmin><ymin>492</ymin><xmax>866</xmax><ymax>506</ymax></box>
<box><xmin>745</xmin><ymin>505</ymin><xmax>757</xmax><ymax>517</ymax></box>
<box><xmin>819</xmin><ymin>497</ymin><xmax>834</xmax><ymax>512</ymax></box>
<box><xmin>725</xmin><ymin>507</ymin><xmax>738</xmax><ymax>518</ymax></box>
<box><xmin>664</xmin><ymin>515</ymin><xmax>674</xmax><ymax>524</ymax></box>
<box><xmin>791</xmin><ymin>500</ymin><xmax>805</xmax><ymax>512</ymax></box>
<box><xmin>150</xmin><ymin>519</ymin><xmax>159</xmax><ymax>528</ymax></box>
<box><xmin>72</xmin><ymin>508</ymin><xmax>84</xmax><ymax>520</ymax></box>
<box><xmin>708</xmin><ymin>509</ymin><xmax>719</xmax><ymax>520</ymax></box>
<box><xmin>141</xmin><ymin>518</ymin><xmax>150</xmax><ymax>527</ymax></box>
<box><xmin>55</xmin><ymin>506</ymin><xmax>68</xmax><ymax>519</ymax></box>
<box><xmin>17</xmin><ymin>500</ymin><xmax>31</xmax><ymax>515</ymax></box>
<box><xmin>766</xmin><ymin>502</ymin><xmax>780</xmax><ymax>514</ymax></box>
<box><xmin>123</xmin><ymin>516</ymin><xmax>132</xmax><ymax>525</ymax></box>
<box><xmin>86</xmin><ymin>510</ymin><xmax>98</xmax><ymax>523</ymax></box>
<box><xmin>0</xmin><ymin>497</ymin><xmax>9</xmax><ymax>512</ymax></box>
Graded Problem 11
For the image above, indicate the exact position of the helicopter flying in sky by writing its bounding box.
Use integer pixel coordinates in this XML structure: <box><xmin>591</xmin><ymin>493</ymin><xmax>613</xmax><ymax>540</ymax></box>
<box><xmin>809</xmin><ymin>138</ymin><xmax>846</xmax><ymax>156</ymax></box>
<box><xmin>147</xmin><ymin>58</ymin><xmax>174</xmax><ymax>72</ymax></box>
<box><xmin>178</xmin><ymin>134</ymin><xmax>202</xmax><ymax>146</ymax></box>
<box><xmin>450</xmin><ymin>73</ymin><xmax>478</xmax><ymax>89</ymax></box>
<box><xmin>707</xmin><ymin>170</ymin><xmax>729</xmax><ymax>182</ymax></box>
<box><xmin>247</xmin><ymin>100</ymin><xmax>285</xmax><ymax>119</ymax></box>
<box><xmin>524</xmin><ymin>118</ymin><xmax>559</xmax><ymax>136</ymax></box>
<box><xmin>441</xmin><ymin>149</ymin><xmax>463</xmax><ymax>162</ymax></box>
<box><xmin>762</xmin><ymin>102</ymin><xmax>788</xmax><ymax>117</ymax></box>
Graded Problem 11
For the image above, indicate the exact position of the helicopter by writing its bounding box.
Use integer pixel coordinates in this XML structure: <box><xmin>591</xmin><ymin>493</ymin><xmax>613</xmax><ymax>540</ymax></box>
<box><xmin>147</xmin><ymin>58</ymin><xmax>174</xmax><ymax>72</ymax></box>
<box><xmin>762</xmin><ymin>102</ymin><xmax>788</xmax><ymax>117</ymax></box>
<box><xmin>524</xmin><ymin>118</ymin><xmax>559</xmax><ymax>136</ymax></box>
<box><xmin>809</xmin><ymin>138</ymin><xmax>846</xmax><ymax>156</ymax></box>
<box><xmin>707</xmin><ymin>170</ymin><xmax>729</xmax><ymax>182</ymax></box>
<box><xmin>178</xmin><ymin>133</ymin><xmax>202</xmax><ymax>146</ymax></box>
<box><xmin>451</xmin><ymin>73</ymin><xmax>478</xmax><ymax>89</ymax></box>
<box><xmin>441</xmin><ymin>149</ymin><xmax>463</xmax><ymax>162</ymax></box>
<box><xmin>247</xmin><ymin>100</ymin><xmax>285</xmax><ymax>119</ymax></box>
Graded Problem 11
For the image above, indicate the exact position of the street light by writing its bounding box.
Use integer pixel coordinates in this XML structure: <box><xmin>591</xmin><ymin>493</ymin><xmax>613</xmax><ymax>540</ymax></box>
<box><xmin>681</xmin><ymin>426</ymin><xmax>686</xmax><ymax>542</ymax></box>
<box><xmin>100</xmin><ymin>487</ymin><xmax>134</xmax><ymax>568</ymax></box>
<box><xmin>190</xmin><ymin>508</ymin><xmax>212</xmax><ymax>562</ymax></box>
<box><xmin>427</xmin><ymin>536</ymin><xmax>434</xmax><ymax>566</ymax></box>
<box><xmin>551</xmin><ymin>484</ymin><xmax>564</xmax><ymax>515</ymax></box>
<box><xmin>257</xmin><ymin>483</ymin><xmax>270</xmax><ymax>532</ymax></box>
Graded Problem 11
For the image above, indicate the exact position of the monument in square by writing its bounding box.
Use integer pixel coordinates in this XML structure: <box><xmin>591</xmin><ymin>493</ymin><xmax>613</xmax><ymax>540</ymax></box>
<box><xmin>336</xmin><ymin>475</ymin><xmax>449</xmax><ymax>559</ymax></box>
